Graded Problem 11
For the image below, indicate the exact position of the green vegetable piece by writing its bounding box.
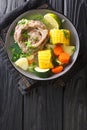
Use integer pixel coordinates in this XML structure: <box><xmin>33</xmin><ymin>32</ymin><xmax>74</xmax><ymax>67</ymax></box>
<box><xmin>34</xmin><ymin>67</ymin><xmax>51</xmax><ymax>78</ymax></box>
<box><xmin>62</xmin><ymin>45</ymin><xmax>76</xmax><ymax>56</ymax></box>
<box><xmin>28</xmin><ymin>62</ymin><xmax>37</xmax><ymax>73</ymax></box>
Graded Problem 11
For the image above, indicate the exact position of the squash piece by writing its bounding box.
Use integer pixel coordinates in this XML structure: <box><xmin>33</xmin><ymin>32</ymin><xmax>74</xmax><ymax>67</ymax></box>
<box><xmin>62</xmin><ymin>45</ymin><xmax>76</xmax><ymax>56</ymax></box>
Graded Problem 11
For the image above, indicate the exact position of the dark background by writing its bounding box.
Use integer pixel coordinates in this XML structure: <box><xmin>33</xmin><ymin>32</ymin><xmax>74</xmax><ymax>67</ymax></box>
<box><xmin>0</xmin><ymin>0</ymin><xmax>87</xmax><ymax>130</ymax></box>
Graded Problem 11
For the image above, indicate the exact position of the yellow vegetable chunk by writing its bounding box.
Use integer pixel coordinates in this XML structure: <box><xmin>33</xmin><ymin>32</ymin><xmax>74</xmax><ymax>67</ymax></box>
<box><xmin>50</xmin><ymin>29</ymin><xmax>70</xmax><ymax>45</ymax></box>
<box><xmin>38</xmin><ymin>50</ymin><xmax>53</xmax><ymax>69</ymax></box>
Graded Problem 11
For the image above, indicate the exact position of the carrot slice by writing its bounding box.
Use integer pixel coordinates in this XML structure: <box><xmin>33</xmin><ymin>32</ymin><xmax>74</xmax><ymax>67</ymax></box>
<box><xmin>28</xmin><ymin>59</ymin><xmax>35</xmax><ymax>64</ymax></box>
<box><xmin>58</xmin><ymin>52</ymin><xmax>70</xmax><ymax>64</ymax></box>
<box><xmin>51</xmin><ymin>65</ymin><xmax>63</xmax><ymax>74</ymax></box>
<box><xmin>53</xmin><ymin>45</ymin><xmax>63</xmax><ymax>56</ymax></box>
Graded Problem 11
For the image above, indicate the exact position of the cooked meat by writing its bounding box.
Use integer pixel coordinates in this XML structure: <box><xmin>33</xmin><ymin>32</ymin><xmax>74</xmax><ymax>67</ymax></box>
<box><xmin>28</xmin><ymin>20</ymin><xmax>46</xmax><ymax>29</ymax></box>
<box><xmin>14</xmin><ymin>20</ymin><xmax>49</xmax><ymax>53</ymax></box>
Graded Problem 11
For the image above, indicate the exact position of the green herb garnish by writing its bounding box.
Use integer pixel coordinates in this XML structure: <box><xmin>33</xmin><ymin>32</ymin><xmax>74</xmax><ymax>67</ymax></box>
<box><xmin>61</xmin><ymin>19</ymin><xmax>65</xmax><ymax>23</ymax></box>
<box><xmin>72</xmin><ymin>47</ymin><xmax>76</xmax><ymax>52</ymax></box>
<box><xmin>25</xmin><ymin>41</ymin><xmax>33</xmax><ymax>48</ymax></box>
<box><xmin>18</xmin><ymin>18</ymin><xmax>29</xmax><ymax>25</ymax></box>
<box><xmin>10</xmin><ymin>42</ymin><xmax>33</xmax><ymax>62</ymax></box>
<box><xmin>28</xmin><ymin>62</ymin><xmax>37</xmax><ymax>73</ymax></box>
<box><xmin>63</xmin><ymin>30</ymin><xmax>69</xmax><ymax>39</ymax></box>
<box><xmin>10</xmin><ymin>42</ymin><xmax>22</xmax><ymax>62</ymax></box>
<box><xmin>10</xmin><ymin>30</ymin><xmax>14</xmax><ymax>36</ymax></box>
<box><xmin>28</xmin><ymin>14</ymin><xmax>44</xmax><ymax>21</ymax></box>
<box><xmin>22</xmin><ymin>32</ymin><xmax>29</xmax><ymax>38</ymax></box>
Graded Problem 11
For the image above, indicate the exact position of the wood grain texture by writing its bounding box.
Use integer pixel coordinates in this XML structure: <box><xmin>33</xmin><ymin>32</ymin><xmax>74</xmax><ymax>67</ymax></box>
<box><xmin>0</xmin><ymin>0</ymin><xmax>26</xmax><ymax>17</ymax></box>
<box><xmin>64</xmin><ymin>0</ymin><xmax>87</xmax><ymax>53</ymax></box>
<box><xmin>47</xmin><ymin>0</ymin><xmax>63</xmax><ymax>13</ymax></box>
<box><xmin>24</xmin><ymin>82</ymin><xmax>63</xmax><ymax>130</ymax></box>
<box><xmin>63</xmin><ymin>67</ymin><xmax>87</xmax><ymax>130</ymax></box>
<box><xmin>0</xmin><ymin>44</ymin><xmax>23</xmax><ymax>130</ymax></box>
<box><xmin>63</xmin><ymin>0</ymin><xmax>87</xmax><ymax>130</ymax></box>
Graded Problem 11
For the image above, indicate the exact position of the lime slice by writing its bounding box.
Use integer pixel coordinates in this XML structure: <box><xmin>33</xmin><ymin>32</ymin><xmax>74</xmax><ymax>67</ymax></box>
<box><xmin>44</xmin><ymin>13</ymin><xmax>61</xmax><ymax>29</ymax></box>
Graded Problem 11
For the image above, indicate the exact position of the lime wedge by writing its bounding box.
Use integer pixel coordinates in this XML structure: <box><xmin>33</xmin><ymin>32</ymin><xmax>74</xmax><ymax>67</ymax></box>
<box><xmin>44</xmin><ymin>13</ymin><xmax>61</xmax><ymax>29</ymax></box>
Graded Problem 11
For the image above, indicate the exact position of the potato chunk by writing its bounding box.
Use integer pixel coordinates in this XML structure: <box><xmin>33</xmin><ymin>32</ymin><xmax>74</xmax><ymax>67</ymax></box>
<box><xmin>15</xmin><ymin>57</ymin><xmax>28</xmax><ymax>70</ymax></box>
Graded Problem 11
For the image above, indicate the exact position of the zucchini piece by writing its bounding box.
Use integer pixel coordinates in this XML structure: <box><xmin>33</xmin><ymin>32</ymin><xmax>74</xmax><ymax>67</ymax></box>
<box><xmin>62</xmin><ymin>45</ymin><xmax>76</xmax><ymax>56</ymax></box>
<box><xmin>34</xmin><ymin>67</ymin><xmax>51</xmax><ymax>78</ymax></box>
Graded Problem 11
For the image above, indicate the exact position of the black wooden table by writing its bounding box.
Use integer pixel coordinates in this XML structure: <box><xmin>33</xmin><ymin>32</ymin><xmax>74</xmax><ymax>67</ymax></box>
<box><xmin>0</xmin><ymin>0</ymin><xmax>87</xmax><ymax>130</ymax></box>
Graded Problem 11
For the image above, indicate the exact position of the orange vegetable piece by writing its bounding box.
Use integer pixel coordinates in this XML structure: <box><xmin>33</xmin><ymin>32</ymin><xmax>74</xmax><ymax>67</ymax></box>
<box><xmin>51</xmin><ymin>65</ymin><xmax>63</xmax><ymax>74</ymax></box>
<box><xmin>53</xmin><ymin>45</ymin><xmax>63</xmax><ymax>56</ymax></box>
<box><xmin>58</xmin><ymin>52</ymin><xmax>70</xmax><ymax>64</ymax></box>
<box><xmin>28</xmin><ymin>59</ymin><xmax>34</xmax><ymax>64</ymax></box>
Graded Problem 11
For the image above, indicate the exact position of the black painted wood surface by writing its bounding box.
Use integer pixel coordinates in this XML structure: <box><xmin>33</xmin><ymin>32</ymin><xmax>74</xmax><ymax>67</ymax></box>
<box><xmin>0</xmin><ymin>45</ymin><xmax>23</xmax><ymax>130</ymax></box>
<box><xmin>0</xmin><ymin>0</ymin><xmax>87</xmax><ymax>130</ymax></box>
<box><xmin>63</xmin><ymin>0</ymin><xmax>87</xmax><ymax>130</ymax></box>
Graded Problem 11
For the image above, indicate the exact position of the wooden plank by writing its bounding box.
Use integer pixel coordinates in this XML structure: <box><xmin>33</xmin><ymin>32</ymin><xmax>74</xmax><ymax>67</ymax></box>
<box><xmin>0</xmin><ymin>0</ymin><xmax>25</xmax><ymax>16</ymax></box>
<box><xmin>24</xmin><ymin>83</ymin><xmax>63</xmax><ymax>130</ymax></box>
<box><xmin>0</xmin><ymin>0</ymin><xmax>26</xmax><ymax>129</ymax></box>
<box><xmin>0</xmin><ymin>51</ymin><xmax>23</xmax><ymax>130</ymax></box>
<box><xmin>63</xmin><ymin>67</ymin><xmax>87</xmax><ymax>130</ymax></box>
<box><xmin>47</xmin><ymin>0</ymin><xmax>63</xmax><ymax>12</ymax></box>
<box><xmin>63</xmin><ymin>0</ymin><xmax>87</xmax><ymax>130</ymax></box>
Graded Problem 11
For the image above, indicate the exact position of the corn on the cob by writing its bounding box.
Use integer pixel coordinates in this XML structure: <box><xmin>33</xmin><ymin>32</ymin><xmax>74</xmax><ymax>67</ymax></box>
<box><xmin>38</xmin><ymin>50</ymin><xmax>53</xmax><ymax>69</ymax></box>
<box><xmin>50</xmin><ymin>29</ymin><xmax>70</xmax><ymax>45</ymax></box>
